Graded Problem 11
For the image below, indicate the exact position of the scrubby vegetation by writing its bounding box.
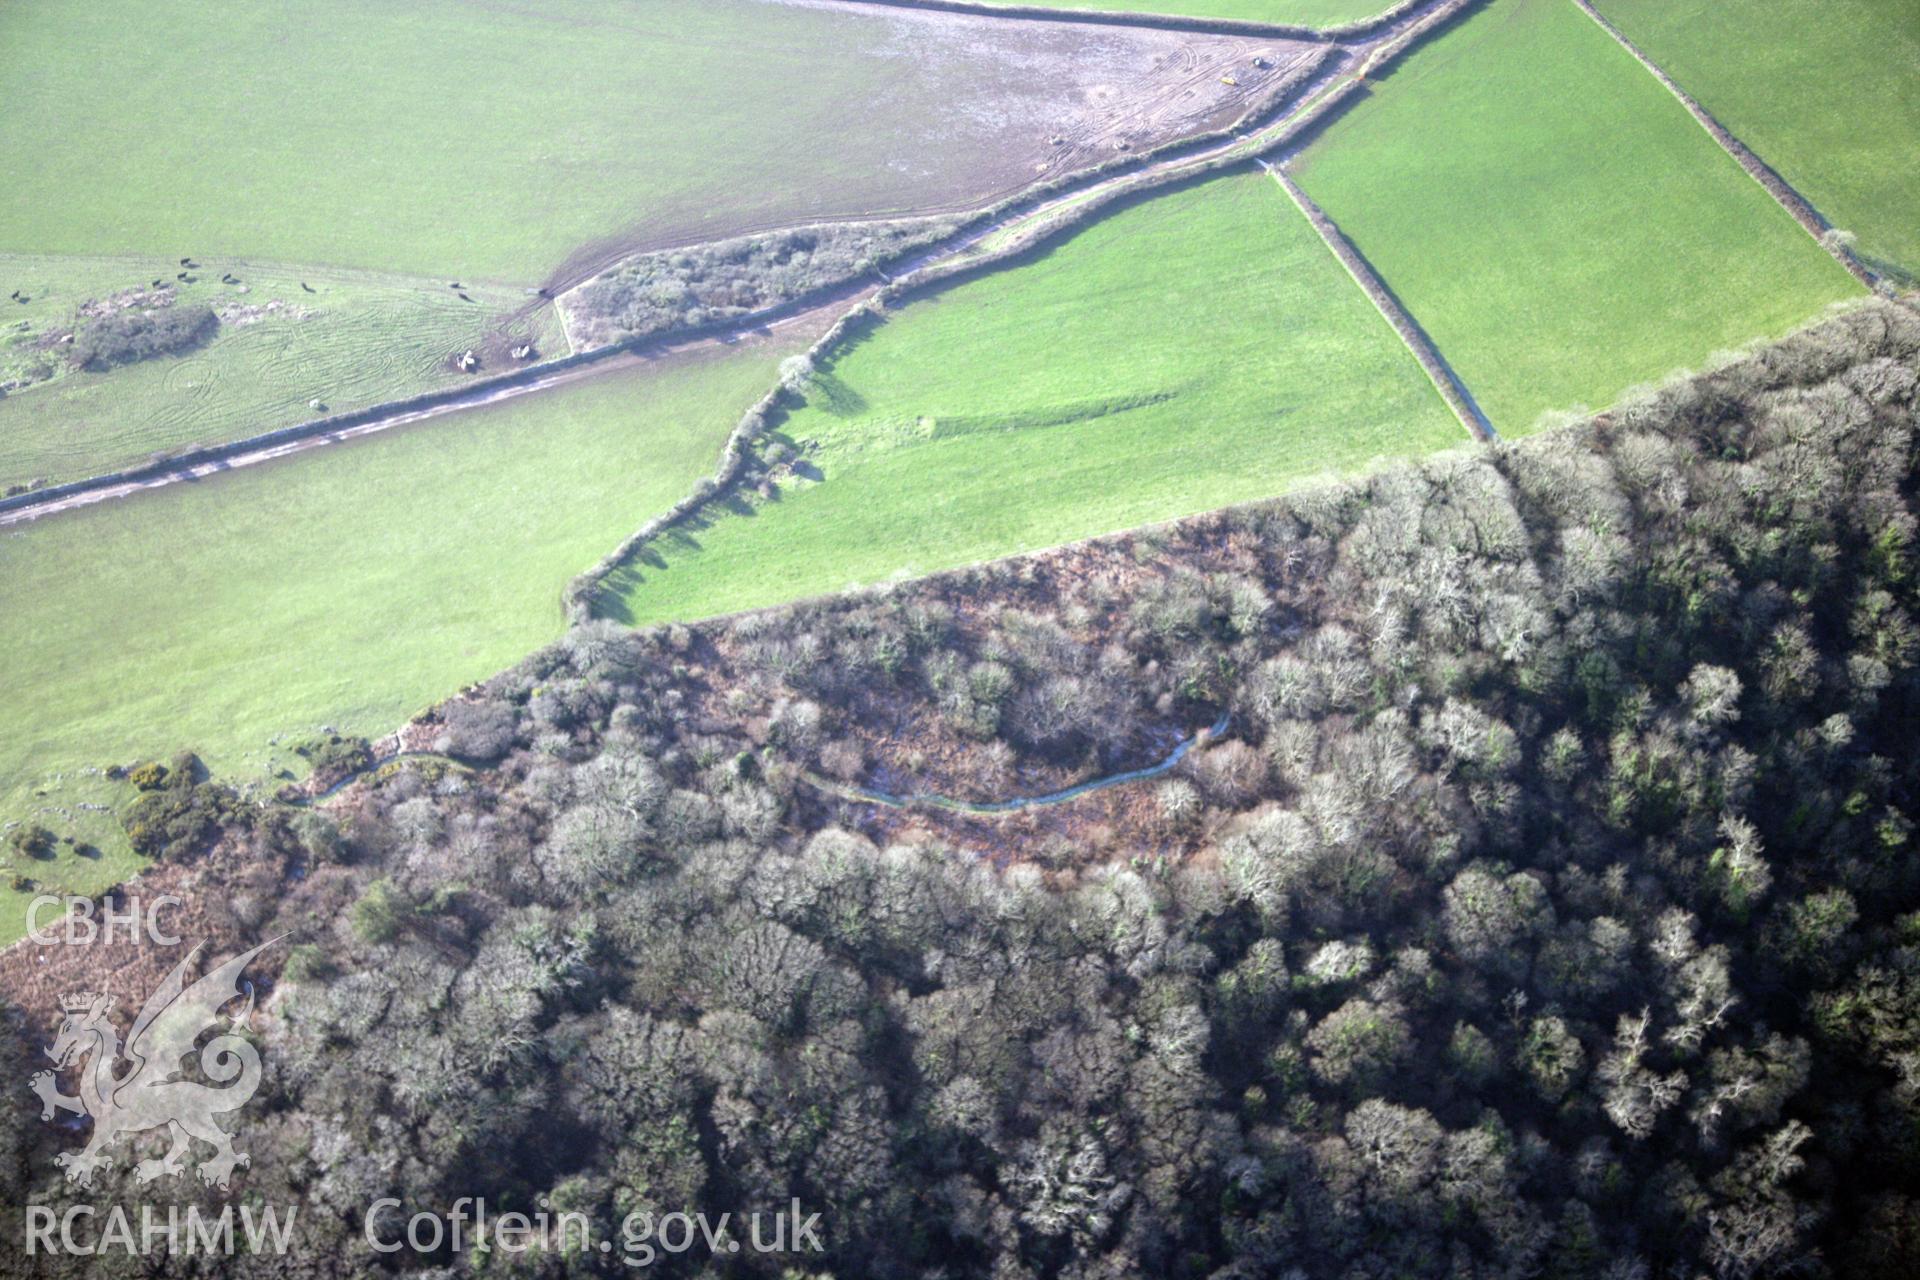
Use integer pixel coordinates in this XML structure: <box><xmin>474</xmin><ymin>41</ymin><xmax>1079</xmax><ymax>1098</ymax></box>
<box><xmin>118</xmin><ymin>752</ymin><xmax>251</xmax><ymax>863</ymax></box>
<box><xmin>4</xmin><ymin>825</ymin><xmax>56</xmax><ymax>862</ymax></box>
<box><xmin>565</xmin><ymin>218</ymin><xmax>958</xmax><ymax>350</ymax></box>
<box><xmin>5</xmin><ymin>301</ymin><xmax>1917</xmax><ymax>1277</ymax></box>
<box><xmin>68</xmin><ymin>302</ymin><xmax>215</xmax><ymax>370</ymax></box>
<box><xmin>296</xmin><ymin>734</ymin><xmax>375</xmax><ymax>785</ymax></box>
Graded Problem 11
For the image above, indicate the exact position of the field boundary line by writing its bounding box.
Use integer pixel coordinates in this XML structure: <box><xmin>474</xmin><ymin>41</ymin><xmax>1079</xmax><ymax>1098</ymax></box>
<box><xmin>531</xmin><ymin>12</ymin><xmax>1352</xmax><ymax>300</ymax></box>
<box><xmin>815</xmin><ymin>0</ymin><xmax>1427</xmax><ymax>40</ymax></box>
<box><xmin>549</xmin><ymin>35</ymin><xmax>1343</xmax><ymax>307</ymax></box>
<box><xmin>554</xmin><ymin>295</ymin><xmax>579</xmax><ymax>358</ymax></box>
<box><xmin>1264</xmin><ymin>165</ymin><xmax>1494</xmax><ymax>441</ymax></box>
<box><xmin>1568</xmin><ymin>0</ymin><xmax>1879</xmax><ymax>293</ymax></box>
<box><xmin>0</xmin><ymin>304</ymin><xmax>831</xmax><ymax>527</ymax></box>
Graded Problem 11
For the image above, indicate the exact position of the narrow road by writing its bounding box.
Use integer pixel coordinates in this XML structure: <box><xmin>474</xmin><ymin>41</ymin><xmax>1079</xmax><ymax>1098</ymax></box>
<box><xmin>0</xmin><ymin>301</ymin><xmax>836</xmax><ymax>528</ymax></box>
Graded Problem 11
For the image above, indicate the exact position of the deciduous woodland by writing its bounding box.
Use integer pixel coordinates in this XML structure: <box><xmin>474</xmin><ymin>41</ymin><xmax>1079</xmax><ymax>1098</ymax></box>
<box><xmin>6</xmin><ymin>301</ymin><xmax>1918</xmax><ymax>1277</ymax></box>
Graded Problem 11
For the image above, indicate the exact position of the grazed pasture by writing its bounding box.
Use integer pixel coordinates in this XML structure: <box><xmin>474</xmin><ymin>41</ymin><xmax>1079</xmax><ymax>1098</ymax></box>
<box><xmin>1598</xmin><ymin>0</ymin><xmax>1920</xmax><ymax>281</ymax></box>
<box><xmin>1291</xmin><ymin>0</ymin><xmax>1863</xmax><ymax>433</ymax></box>
<box><xmin>0</xmin><ymin>0</ymin><xmax>1302</xmax><ymax>284</ymax></box>
<box><xmin>0</xmin><ymin>255</ymin><xmax>559</xmax><ymax>489</ymax></box>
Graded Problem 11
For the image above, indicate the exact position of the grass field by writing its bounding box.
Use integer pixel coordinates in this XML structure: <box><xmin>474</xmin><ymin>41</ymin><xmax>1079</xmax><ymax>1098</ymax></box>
<box><xmin>606</xmin><ymin>170</ymin><xmax>1461</xmax><ymax>627</ymax></box>
<box><xmin>1028</xmin><ymin>0</ymin><xmax>1390</xmax><ymax>25</ymax></box>
<box><xmin>0</xmin><ymin>0</ymin><xmax>1241</xmax><ymax>285</ymax></box>
<box><xmin>0</xmin><ymin>339</ymin><xmax>796</xmax><ymax>942</ymax></box>
<box><xmin>1291</xmin><ymin>0</ymin><xmax>1863</xmax><ymax>433</ymax></box>
<box><xmin>0</xmin><ymin>255</ymin><xmax>561</xmax><ymax>489</ymax></box>
<box><xmin>1598</xmin><ymin>0</ymin><xmax>1920</xmax><ymax>281</ymax></box>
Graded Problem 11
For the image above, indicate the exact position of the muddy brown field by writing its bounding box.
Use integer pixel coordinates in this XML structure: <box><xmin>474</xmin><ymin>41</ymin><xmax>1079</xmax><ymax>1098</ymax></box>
<box><xmin>546</xmin><ymin>2</ymin><xmax>1322</xmax><ymax>293</ymax></box>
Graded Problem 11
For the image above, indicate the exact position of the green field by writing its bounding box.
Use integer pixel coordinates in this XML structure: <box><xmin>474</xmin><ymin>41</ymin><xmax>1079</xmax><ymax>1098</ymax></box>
<box><xmin>0</xmin><ymin>255</ymin><xmax>560</xmax><ymax>489</ymax></box>
<box><xmin>1291</xmin><ymin>0</ymin><xmax>1863</xmax><ymax>433</ymax></box>
<box><xmin>1028</xmin><ymin>0</ymin><xmax>1390</xmax><ymax>26</ymax></box>
<box><xmin>1599</xmin><ymin>0</ymin><xmax>1920</xmax><ymax>281</ymax></box>
<box><xmin>0</xmin><ymin>340</ymin><xmax>795</xmax><ymax>942</ymax></box>
<box><xmin>0</xmin><ymin>0</ymin><xmax>1196</xmax><ymax>284</ymax></box>
<box><xmin>607</xmin><ymin>171</ymin><xmax>1460</xmax><ymax>627</ymax></box>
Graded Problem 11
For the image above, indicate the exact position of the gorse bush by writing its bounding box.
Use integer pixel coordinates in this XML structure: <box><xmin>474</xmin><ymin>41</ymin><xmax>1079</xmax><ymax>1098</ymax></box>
<box><xmin>125</xmin><ymin>760</ymin><xmax>169</xmax><ymax>791</ymax></box>
<box><xmin>118</xmin><ymin>751</ymin><xmax>248</xmax><ymax>862</ymax></box>
<box><xmin>69</xmin><ymin>303</ymin><xmax>215</xmax><ymax>370</ymax></box>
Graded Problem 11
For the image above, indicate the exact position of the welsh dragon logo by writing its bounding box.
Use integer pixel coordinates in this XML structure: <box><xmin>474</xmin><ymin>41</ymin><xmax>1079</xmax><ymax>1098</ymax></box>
<box><xmin>29</xmin><ymin>937</ymin><xmax>281</xmax><ymax>1190</ymax></box>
